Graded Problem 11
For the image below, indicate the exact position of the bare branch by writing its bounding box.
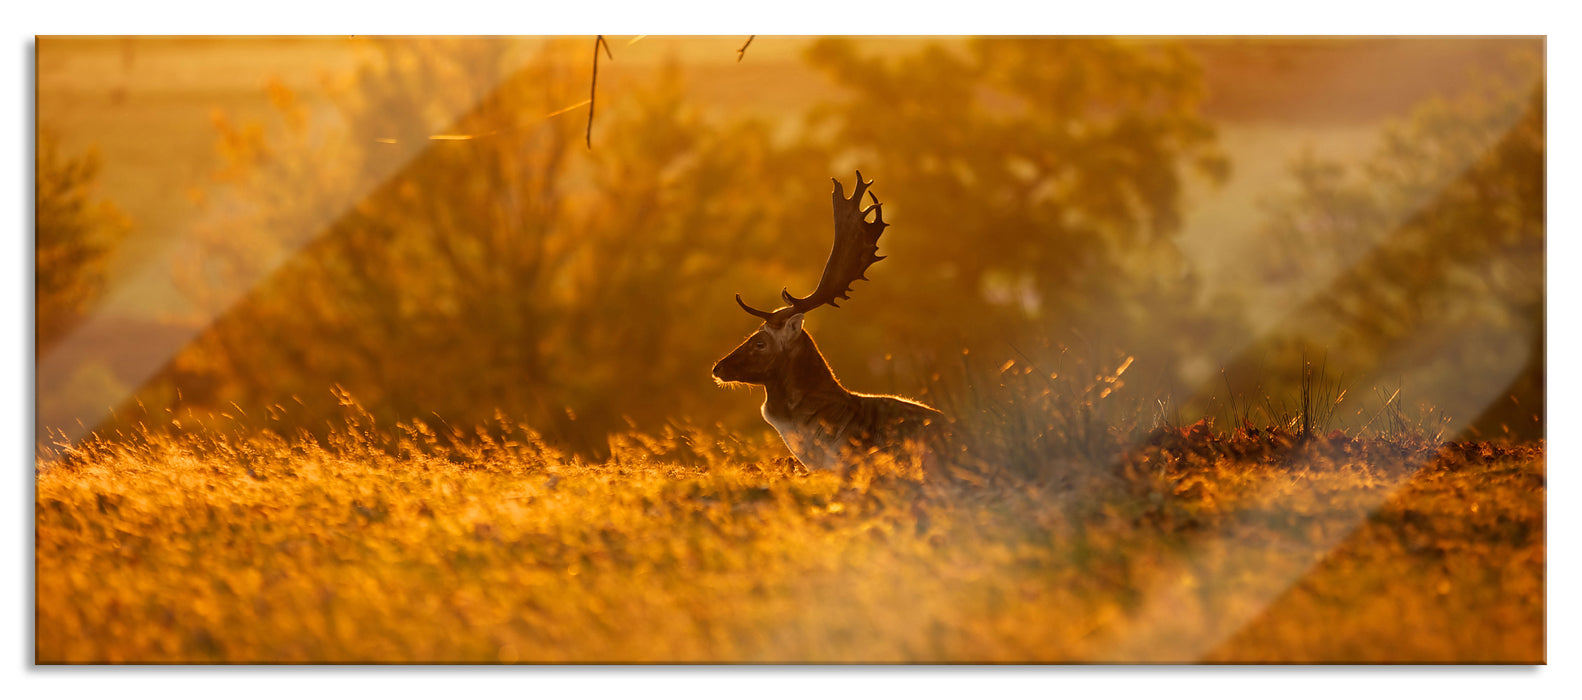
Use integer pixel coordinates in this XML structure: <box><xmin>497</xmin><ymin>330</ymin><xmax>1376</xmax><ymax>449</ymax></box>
<box><xmin>587</xmin><ymin>35</ymin><xmax>613</xmax><ymax>150</ymax></box>
<box><xmin>737</xmin><ymin>35</ymin><xmax>755</xmax><ymax>63</ymax></box>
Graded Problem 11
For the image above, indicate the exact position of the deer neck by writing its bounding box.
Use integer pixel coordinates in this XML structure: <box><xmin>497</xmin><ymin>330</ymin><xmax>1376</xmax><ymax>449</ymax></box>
<box><xmin>763</xmin><ymin>331</ymin><xmax>849</xmax><ymax>420</ymax></box>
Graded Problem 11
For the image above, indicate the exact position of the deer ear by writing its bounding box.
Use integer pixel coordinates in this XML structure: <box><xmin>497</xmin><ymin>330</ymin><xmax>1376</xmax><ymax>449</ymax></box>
<box><xmin>783</xmin><ymin>313</ymin><xmax>805</xmax><ymax>337</ymax></box>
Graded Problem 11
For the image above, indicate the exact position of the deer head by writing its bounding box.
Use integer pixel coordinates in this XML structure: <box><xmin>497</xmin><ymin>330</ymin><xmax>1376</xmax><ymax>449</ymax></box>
<box><xmin>712</xmin><ymin>170</ymin><xmax>890</xmax><ymax>385</ymax></box>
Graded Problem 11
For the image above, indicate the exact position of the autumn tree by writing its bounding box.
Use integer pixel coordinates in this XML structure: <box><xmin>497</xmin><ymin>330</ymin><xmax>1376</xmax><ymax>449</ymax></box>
<box><xmin>1247</xmin><ymin>63</ymin><xmax>1543</xmax><ymax>438</ymax></box>
<box><xmin>36</xmin><ymin>130</ymin><xmax>129</xmax><ymax>351</ymax></box>
<box><xmin>161</xmin><ymin>38</ymin><xmax>826</xmax><ymax>451</ymax></box>
<box><xmin>793</xmin><ymin>37</ymin><xmax>1232</xmax><ymax>409</ymax></box>
<box><xmin>133</xmin><ymin>36</ymin><xmax>1252</xmax><ymax>453</ymax></box>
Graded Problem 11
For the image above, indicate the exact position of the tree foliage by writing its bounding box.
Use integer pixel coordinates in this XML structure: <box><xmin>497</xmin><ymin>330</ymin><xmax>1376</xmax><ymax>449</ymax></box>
<box><xmin>166</xmin><ymin>39</ymin><xmax>828</xmax><ymax>451</ymax></box>
<box><xmin>1248</xmin><ymin>64</ymin><xmax>1544</xmax><ymax>438</ymax></box>
<box><xmin>35</xmin><ymin>131</ymin><xmax>130</xmax><ymax>351</ymax></box>
<box><xmin>147</xmin><ymin>37</ymin><xmax>1238</xmax><ymax>451</ymax></box>
<box><xmin>801</xmin><ymin>38</ymin><xmax>1229</xmax><ymax>366</ymax></box>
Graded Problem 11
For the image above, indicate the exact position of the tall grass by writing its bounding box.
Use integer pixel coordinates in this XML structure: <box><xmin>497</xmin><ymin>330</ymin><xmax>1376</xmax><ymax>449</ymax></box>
<box><xmin>36</xmin><ymin>380</ymin><xmax>1542</xmax><ymax>663</ymax></box>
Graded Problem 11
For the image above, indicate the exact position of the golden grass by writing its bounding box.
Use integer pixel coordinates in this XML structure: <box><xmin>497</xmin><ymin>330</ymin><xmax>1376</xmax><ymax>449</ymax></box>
<box><xmin>35</xmin><ymin>418</ymin><xmax>1543</xmax><ymax>664</ymax></box>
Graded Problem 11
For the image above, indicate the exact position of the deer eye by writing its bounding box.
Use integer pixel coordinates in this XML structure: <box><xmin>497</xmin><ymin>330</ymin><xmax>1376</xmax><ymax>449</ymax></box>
<box><xmin>753</xmin><ymin>339</ymin><xmax>767</xmax><ymax>350</ymax></box>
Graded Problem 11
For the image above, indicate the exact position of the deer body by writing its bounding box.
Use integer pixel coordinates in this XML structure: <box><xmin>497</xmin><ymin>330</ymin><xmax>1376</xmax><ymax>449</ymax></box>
<box><xmin>714</xmin><ymin>172</ymin><xmax>943</xmax><ymax>472</ymax></box>
<box><xmin>714</xmin><ymin>313</ymin><xmax>940</xmax><ymax>471</ymax></box>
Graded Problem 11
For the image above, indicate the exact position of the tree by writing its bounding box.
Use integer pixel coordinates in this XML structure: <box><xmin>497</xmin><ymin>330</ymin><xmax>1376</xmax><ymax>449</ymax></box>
<box><xmin>142</xmin><ymin>37</ymin><xmax>1241</xmax><ymax>453</ymax></box>
<box><xmin>162</xmin><ymin>38</ymin><xmax>825</xmax><ymax>451</ymax></box>
<box><xmin>798</xmin><ymin>37</ymin><xmax>1230</xmax><ymax>396</ymax></box>
<box><xmin>36</xmin><ymin>131</ymin><xmax>129</xmax><ymax>351</ymax></box>
<box><xmin>1248</xmin><ymin>63</ymin><xmax>1543</xmax><ymax>438</ymax></box>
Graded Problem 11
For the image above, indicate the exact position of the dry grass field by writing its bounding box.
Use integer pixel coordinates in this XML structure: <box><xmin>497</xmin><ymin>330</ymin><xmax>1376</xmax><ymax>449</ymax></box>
<box><xmin>33</xmin><ymin>35</ymin><xmax>1546</xmax><ymax>667</ymax></box>
<box><xmin>35</xmin><ymin>403</ymin><xmax>1543</xmax><ymax>664</ymax></box>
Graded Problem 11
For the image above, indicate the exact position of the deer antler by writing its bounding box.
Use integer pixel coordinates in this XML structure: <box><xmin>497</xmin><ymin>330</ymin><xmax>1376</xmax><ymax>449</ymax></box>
<box><xmin>737</xmin><ymin>170</ymin><xmax>890</xmax><ymax>320</ymax></box>
<box><xmin>735</xmin><ymin>293</ymin><xmax>776</xmax><ymax>321</ymax></box>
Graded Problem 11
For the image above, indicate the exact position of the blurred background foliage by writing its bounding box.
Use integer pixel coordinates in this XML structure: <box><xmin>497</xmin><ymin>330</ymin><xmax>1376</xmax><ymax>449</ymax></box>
<box><xmin>35</xmin><ymin>36</ymin><xmax>1545</xmax><ymax>453</ymax></box>
<box><xmin>1235</xmin><ymin>69</ymin><xmax>1544</xmax><ymax>439</ymax></box>
<box><xmin>35</xmin><ymin>130</ymin><xmax>129</xmax><ymax>352</ymax></box>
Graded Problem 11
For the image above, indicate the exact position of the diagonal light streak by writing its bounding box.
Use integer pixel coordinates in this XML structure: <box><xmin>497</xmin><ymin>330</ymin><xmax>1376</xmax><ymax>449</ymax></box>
<box><xmin>35</xmin><ymin>40</ymin><xmax>549</xmax><ymax>448</ymax></box>
<box><xmin>1095</xmin><ymin>326</ymin><xmax>1528</xmax><ymax>662</ymax></box>
<box><xmin>1090</xmin><ymin>100</ymin><xmax>1539</xmax><ymax>662</ymax></box>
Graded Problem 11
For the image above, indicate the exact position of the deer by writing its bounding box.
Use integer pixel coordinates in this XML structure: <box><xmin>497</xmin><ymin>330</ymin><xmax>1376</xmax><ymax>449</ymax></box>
<box><xmin>712</xmin><ymin>171</ymin><xmax>944</xmax><ymax>474</ymax></box>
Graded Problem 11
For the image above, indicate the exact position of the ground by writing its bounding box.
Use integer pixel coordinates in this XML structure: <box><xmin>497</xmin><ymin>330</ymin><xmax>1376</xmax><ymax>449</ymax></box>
<box><xmin>34</xmin><ymin>419</ymin><xmax>1543</xmax><ymax>663</ymax></box>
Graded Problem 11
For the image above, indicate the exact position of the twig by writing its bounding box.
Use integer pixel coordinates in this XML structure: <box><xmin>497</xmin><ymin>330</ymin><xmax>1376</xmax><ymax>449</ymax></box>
<box><xmin>737</xmin><ymin>35</ymin><xmax>755</xmax><ymax>63</ymax></box>
<box><xmin>1300</xmin><ymin>350</ymin><xmax>1312</xmax><ymax>441</ymax></box>
<box><xmin>587</xmin><ymin>35</ymin><xmax>612</xmax><ymax>150</ymax></box>
<box><xmin>1222</xmin><ymin>364</ymin><xmax>1241</xmax><ymax>427</ymax></box>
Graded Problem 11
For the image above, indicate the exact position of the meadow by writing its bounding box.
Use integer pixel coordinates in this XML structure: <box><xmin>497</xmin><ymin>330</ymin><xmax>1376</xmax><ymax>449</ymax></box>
<box><xmin>34</xmin><ymin>402</ymin><xmax>1544</xmax><ymax>664</ymax></box>
<box><xmin>34</xmin><ymin>35</ymin><xmax>1546</xmax><ymax>666</ymax></box>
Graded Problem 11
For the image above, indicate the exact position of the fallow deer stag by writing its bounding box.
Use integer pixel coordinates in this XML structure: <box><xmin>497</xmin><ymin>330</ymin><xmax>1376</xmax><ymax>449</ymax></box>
<box><xmin>712</xmin><ymin>171</ymin><xmax>943</xmax><ymax>472</ymax></box>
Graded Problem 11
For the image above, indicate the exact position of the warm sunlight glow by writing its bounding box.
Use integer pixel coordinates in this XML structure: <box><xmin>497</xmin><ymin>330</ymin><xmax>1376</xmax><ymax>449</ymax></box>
<box><xmin>34</xmin><ymin>35</ymin><xmax>1544</xmax><ymax>665</ymax></box>
<box><xmin>544</xmin><ymin>98</ymin><xmax>593</xmax><ymax>118</ymax></box>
